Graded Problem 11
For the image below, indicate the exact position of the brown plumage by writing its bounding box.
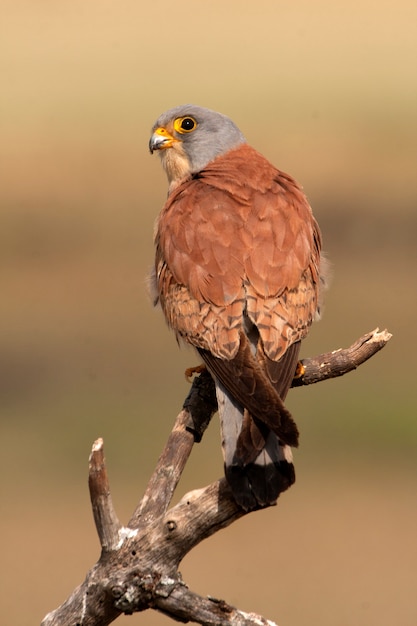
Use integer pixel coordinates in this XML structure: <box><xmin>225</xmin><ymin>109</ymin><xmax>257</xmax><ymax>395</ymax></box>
<box><xmin>150</xmin><ymin>105</ymin><xmax>325</xmax><ymax>510</ymax></box>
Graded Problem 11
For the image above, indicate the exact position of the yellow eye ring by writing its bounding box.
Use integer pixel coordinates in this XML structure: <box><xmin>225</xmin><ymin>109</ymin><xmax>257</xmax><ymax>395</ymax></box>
<box><xmin>173</xmin><ymin>116</ymin><xmax>197</xmax><ymax>134</ymax></box>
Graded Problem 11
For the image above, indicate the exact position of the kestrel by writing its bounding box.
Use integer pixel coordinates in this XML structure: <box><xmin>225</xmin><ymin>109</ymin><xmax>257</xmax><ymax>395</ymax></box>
<box><xmin>149</xmin><ymin>104</ymin><xmax>325</xmax><ymax>511</ymax></box>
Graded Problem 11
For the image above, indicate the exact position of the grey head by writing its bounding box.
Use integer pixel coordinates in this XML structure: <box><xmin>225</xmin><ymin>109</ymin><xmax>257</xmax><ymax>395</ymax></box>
<box><xmin>149</xmin><ymin>104</ymin><xmax>246</xmax><ymax>185</ymax></box>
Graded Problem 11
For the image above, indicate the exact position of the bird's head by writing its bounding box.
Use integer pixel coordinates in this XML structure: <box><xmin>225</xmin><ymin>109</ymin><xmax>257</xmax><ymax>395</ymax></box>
<box><xmin>149</xmin><ymin>104</ymin><xmax>246</xmax><ymax>188</ymax></box>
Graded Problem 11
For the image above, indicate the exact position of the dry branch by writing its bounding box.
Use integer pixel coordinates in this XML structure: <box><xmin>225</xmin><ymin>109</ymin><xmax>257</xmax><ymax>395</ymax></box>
<box><xmin>41</xmin><ymin>328</ymin><xmax>391</xmax><ymax>626</ymax></box>
<box><xmin>89</xmin><ymin>438</ymin><xmax>122</xmax><ymax>551</ymax></box>
<box><xmin>291</xmin><ymin>327</ymin><xmax>392</xmax><ymax>387</ymax></box>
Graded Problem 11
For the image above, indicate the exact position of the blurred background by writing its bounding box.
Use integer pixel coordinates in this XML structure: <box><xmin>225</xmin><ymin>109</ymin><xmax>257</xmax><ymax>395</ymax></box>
<box><xmin>1</xmin><ymin>1</ymin><xmax>416</xmax><ymax>624</ymax></box>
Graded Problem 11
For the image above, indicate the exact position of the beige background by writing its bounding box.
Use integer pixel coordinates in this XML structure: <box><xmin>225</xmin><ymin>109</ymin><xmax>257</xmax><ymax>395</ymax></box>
<box><xmin>1</xmin><ymin>1</ymin><xmax>416</xmax><ymax>624</ymax></box>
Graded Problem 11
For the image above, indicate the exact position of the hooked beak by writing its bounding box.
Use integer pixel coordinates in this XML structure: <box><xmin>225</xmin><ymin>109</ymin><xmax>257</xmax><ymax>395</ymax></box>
<box><xmin>149</xmin><ymin>127</ymin><xmax>178</xmax><ymax>154</ymax></box>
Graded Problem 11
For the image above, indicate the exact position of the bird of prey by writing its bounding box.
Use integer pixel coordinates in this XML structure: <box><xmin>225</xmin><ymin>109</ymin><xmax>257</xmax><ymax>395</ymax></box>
<box><xmin>149</xmin><ymin>104</ymin><xmax>325</xmax><ymax>511</ymax></box>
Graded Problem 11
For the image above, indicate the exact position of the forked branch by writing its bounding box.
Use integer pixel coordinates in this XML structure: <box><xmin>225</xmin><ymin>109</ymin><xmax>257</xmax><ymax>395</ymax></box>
<box><xmin>41</xmin><ymin>328</ymin><xmax>391</xmax><ymax>626</ymax></box>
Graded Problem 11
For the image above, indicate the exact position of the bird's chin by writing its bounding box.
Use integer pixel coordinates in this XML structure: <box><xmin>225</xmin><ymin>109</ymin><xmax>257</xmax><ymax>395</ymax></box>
<box><xmin>159</xmin><ymin>146</ymin><xmax>192</xmax><ymax>191</ymax></box>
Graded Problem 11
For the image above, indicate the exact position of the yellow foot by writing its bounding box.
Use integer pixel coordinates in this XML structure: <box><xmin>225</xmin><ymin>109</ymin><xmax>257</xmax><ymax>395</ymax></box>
<box><xmin>184</xmin><ymin>363</ymin><xmax>207</xmax><ymax>382</ymax></box>
<box><xmin>294</xmin><ymin>361</ymin><xmax>306</xmax><ymax>379</ymax></box>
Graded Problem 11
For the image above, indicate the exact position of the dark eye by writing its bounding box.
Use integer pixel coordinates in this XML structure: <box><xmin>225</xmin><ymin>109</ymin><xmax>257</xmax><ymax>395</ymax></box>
<box><xmin>181</xmin><ymin>117</ymin><xmax>195</xmax><ymax>131</ymax></box>
<box><xmin>174</xmin><ymin>116</ymin><xmax>197</xmax><ymax>134</ymax></box>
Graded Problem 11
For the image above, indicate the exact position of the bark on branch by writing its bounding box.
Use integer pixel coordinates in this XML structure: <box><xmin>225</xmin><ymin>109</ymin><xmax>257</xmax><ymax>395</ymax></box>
<box><xmin>41</xmin><ymin>328</ymin><xmax>391</xmax><ymax>626</ymax></box>
<box><xmin>291</xmin><ymin>327</ymin><xmax>392</xmax><ymax>387</ymax></box>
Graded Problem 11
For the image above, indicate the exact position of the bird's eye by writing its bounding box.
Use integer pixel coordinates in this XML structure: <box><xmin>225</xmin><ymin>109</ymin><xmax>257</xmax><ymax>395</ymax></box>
<box><xmin>180</xmin><ymin>117</ymin><xmax>195</xmax><ymax>131</ymax></box>
<box><xmin>174</xmin><ymin>116</ymin><xmax>197</xmax><ymax>134</ymax></box>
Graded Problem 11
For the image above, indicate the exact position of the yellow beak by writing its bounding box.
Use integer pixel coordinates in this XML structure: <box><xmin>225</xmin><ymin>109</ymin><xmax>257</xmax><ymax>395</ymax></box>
<box><xmin>149</xmin><ymin>127</ymin><xmax>178</xmax><ymax>153</ymax></box>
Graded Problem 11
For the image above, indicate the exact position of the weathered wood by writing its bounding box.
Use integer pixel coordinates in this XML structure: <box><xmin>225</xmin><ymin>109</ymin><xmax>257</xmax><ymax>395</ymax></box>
<box><xmin>154</xmin><ymin>587</ymin><xmax>279</xmax><ymax>626</ymax></box>
<box><xmin>89</xmin><ymin>438</ymin><xmax>122</xmax><ymax>551</ymax></box>
<box><xmin>41</xmin><ymin>328</ymin><xmax>391</xmax><ymax>626</ymax></box>
<box><xmin>292</xmin><ymin>328</ymin><xmax>392</xmax><ymax>387</ymax></box>
<box><xmin>41</xmin><ymin>478</ymin><xmax>243</xmax><ymax>625</ymax></box>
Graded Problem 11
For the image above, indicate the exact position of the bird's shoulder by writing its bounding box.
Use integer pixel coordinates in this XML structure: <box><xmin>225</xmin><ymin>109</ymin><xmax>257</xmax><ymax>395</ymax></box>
<box><xmin>158</xmin><ymin>143</ymin><xmax>312</xmax><ymax>231</ymax></box>
<box><xmin>194</xmin><ymin>143</ymin><xmax>297</xmax><ymax>197</ymax></box>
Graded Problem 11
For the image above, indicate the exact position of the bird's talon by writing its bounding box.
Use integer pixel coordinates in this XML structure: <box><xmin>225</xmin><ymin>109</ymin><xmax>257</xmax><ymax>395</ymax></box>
<box><xmin>185</xmin><ymin>364</ymin><xmax>207</xmax><ymax>382</ymax></box>
<box><xmin>294</xmin><ymin>361</ymin><xmax>306</xmax><ymax>379</ymax></box>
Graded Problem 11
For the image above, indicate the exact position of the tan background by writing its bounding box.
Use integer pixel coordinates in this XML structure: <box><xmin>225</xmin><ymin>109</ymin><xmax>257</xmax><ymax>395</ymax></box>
<box><xmin>1</xmin><ymin>1</ymin><xmax>416</xmax><ymax>624</ymax></box>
